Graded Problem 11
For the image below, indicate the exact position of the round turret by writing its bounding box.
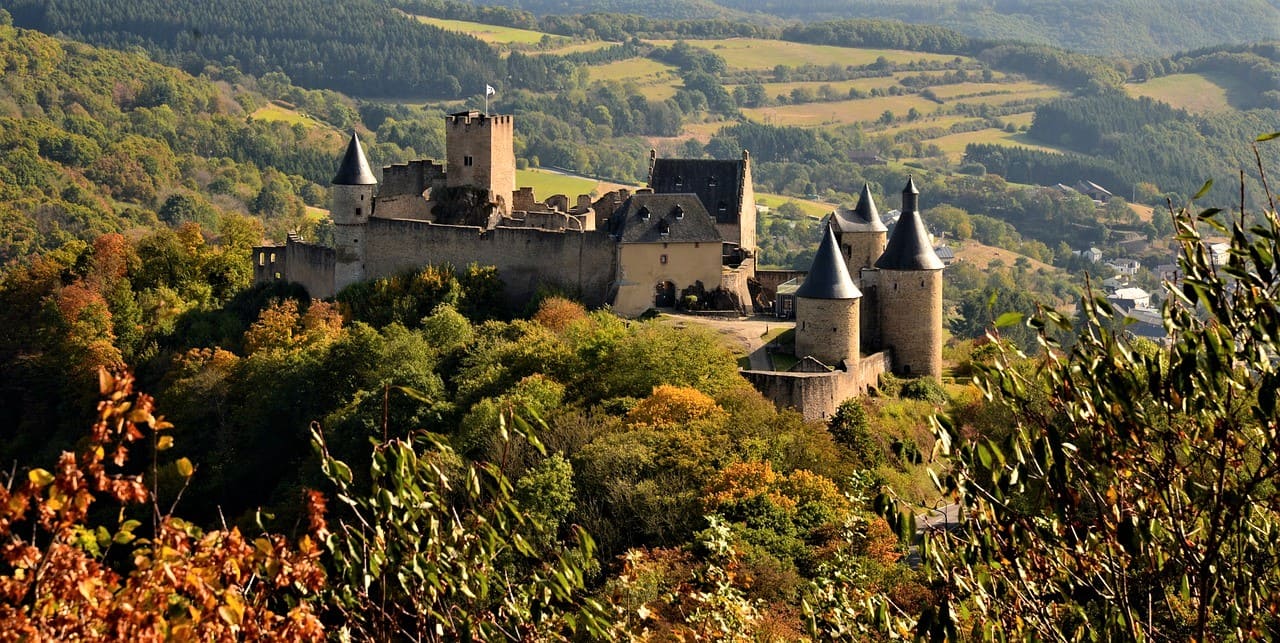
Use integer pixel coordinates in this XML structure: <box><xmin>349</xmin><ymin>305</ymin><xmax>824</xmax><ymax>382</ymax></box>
<box><xmin>795</xmin><ymin>226</ymin><xmax>861</xmax><ymax>367</ymax></box>
<box><xmin>875</xmin><ymin>177</ymin><xmax>943</xmax><ymax>378</ymax></box>
<box><xmin>331</xmin><ymin>133</ymin><xmax>377</xmax><ymax>290</ymax></box>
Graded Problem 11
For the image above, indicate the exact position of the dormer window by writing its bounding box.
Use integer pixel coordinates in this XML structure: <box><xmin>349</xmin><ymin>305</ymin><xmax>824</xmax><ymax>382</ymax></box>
<box><xmin>638</xmin><ymin>206</ymin><xmax>650</xmax><ymax>220</ymax></box>
<box><xmin>708</xmin><ymin>177</ymin><xmax>718</xmax><ymax>187</ymax></box>
<box><xmin>717</xmin><ymin>201</ymin><xmax>728</xmax><ymax>212</ymax></box>
<box><xmin>659</xmin><ymin>220</ymin><xmax>670</xmax><ymax>236</ymax></box>
<box><xmin>673</xmin><ymin>205</ymin><xmax>684</xmax><ymax>220</ymax></box>
<box><xmin>674</xmin><ymin>176</ymin><xmax>683</xmax><ymax>187</ymax></box>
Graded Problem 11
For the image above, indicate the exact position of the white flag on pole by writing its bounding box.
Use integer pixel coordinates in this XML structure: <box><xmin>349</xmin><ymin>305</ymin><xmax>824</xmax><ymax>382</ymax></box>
<box><xmin>485</xmin><ymin>84</ymin><xmax>496</xmax><ymax>97</ymax></box>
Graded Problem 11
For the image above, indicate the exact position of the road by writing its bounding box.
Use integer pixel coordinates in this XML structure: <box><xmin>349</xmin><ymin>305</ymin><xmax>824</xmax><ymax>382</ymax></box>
<box><xmin>658</xmin><ymin>313</ymin><xmax>791</xmax><ymax>371</ymax></box>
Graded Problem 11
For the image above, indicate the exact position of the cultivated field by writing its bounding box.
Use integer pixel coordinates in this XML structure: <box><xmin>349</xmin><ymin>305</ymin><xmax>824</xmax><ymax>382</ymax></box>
<box><xmin>925</xmin><ymin>80</ymin><xmax>1059</xmax><ymax>101</ymax></box>
<box><xmin>743</xmin><ymin>94</ymin><xmax>942</xmax><ymax>127</ymax></box>
<box><xmin>951</xmin><ymin>238</ymin><xmax>1057</xmax><ymax>272</ymax></box>
<box><xmin>1125</xmin><ymin>73</ymin><xmax>1233</xmax><ymax>114</ymax></box>
<box><xmin>517</xmin><ymin>168</ymin><xmax>604</xmax><ymax>198</ymax></box>
<box><xmin>927</xmin><ymin>130</ymin><xmax>1061</xmax><ymax>162</ymax></box>
<box><xmin>408</xmin><ymin>15</ymin><xmax>564</xmax><ymax>46</ymax></box>
<box><xmin>586</xmin><ymin>58</ymin><xmax>680</xmax><ymax>86</ymax></box>
<box><xmin>647</xmin><ymin>38</ymin><xmax>963</xmax><ymax>70</ymax></box>
<box><xmin>756</xmin><ymin>193</ymin><xmax>834</xmax><ymax>218</ymax></box>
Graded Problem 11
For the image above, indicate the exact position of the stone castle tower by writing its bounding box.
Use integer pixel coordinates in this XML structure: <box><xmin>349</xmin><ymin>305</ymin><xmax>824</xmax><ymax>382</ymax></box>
<box><xmin>331</xmin><ymin>132</ymin><xmax>377</xmax><ymax>292</ymax></box>
<box><xmin>445</xmin><ymin>111</ymin><xmax>516</xmax><ymax>214</ymax></box>
<box><xmin>874</xmin><ymin>177</ymin><xmax>944</xmax><ymax>377</ymax></box>
<box><xmin>829</xmin><ymin>183</ymin><xmax>888</xmax><ymax>350</ymax></box>
<box><xmin>795</xmin><ymin>226</ymin><xmax>862</xmax><ymax>366</ymax></box>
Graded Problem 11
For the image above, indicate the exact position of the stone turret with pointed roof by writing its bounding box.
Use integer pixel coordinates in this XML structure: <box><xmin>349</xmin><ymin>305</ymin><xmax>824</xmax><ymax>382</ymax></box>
<box><xmin>331</xmin><ymin>133</ymin><xmax>378</xmax><ymax>292</ymax></box>
<box><xmin>333</xmin><ymin>132</ymin><xmax>377</xmax><ymax>186</ymax></box>
<box><xmin>795</xmin><ymin>226</ymin><xmax>862</xmax><ymax>367</ymax></box>
<box><xmin>830</xmin><ymin>183</ymin><xmax>889</xmax><ymax>280</ymax></box>
<box><xmin>876</xmin><ymin>177</ymin><xmax>943</xmax><ymax>271</ymax></box>
<box><xmin>876</xmin><ymin>177</ymin><xmax>943</xmax><ymax>377</ymax></box>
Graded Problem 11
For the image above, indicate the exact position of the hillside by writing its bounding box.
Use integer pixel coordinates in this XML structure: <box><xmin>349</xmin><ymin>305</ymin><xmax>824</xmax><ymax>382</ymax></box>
<box><xmin>470</xmin><ymin>0</ymin><xmax>1280</xmax><ymax>57</ymax></box>
<box><xmin>6</xmin><ymin>0</ymin><xmax>504</xmax><ymax>98</ymax></box>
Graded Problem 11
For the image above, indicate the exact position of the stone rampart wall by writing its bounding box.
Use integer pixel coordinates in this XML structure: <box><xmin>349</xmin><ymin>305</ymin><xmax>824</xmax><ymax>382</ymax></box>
<box><xmin>740</xmin><ymin>350</ymin><xmax>891</xmax><ymax>420</ymax></box>
<box><xmin>364</xmin><ymin>218</ymin><xmax>616</xmax><ymax>308</ymax></box>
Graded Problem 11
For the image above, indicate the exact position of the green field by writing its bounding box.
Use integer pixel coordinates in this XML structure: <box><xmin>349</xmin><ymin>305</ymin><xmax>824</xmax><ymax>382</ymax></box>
<box><xmin>756</xmin><ymin>193</ymin><xmax>833</xmax><ymax>218</ymax></box>
<box><xmin>744</xmin><ymin>94</ymin><xmax>942</xmax><ymax>128</ymax></box>
<box><xmin>927</xmin><ymin>129</ymin><xmax>1061</xmax><ymax>162</ymax></box>
<box><xmin>925</xmin><ymin>80</ymin><xmax>1058</xmax><ymax>101</ymax></box>
<box><xmin>516</xmin><ymin>168</ymin><xmax>601</xmax><ymax>198</ymax></box>
<box><xmin>878</xmin><ymin>115</ymin><xmax>988</xmax><ymax>137</ymax></box>
<box><xmin>535</xmin><ymin>40</ymin><xmax>615</xmax><ymax>56</ymax></box>
<box><xmin>587</xmin><ymin>58</ymin><xmax>678</xmax><ymax>83</ymax></box>
<box><xmin>1125</xmin><ymin>73</ymin><xmax>1233</xmax><ymax>114</ymax></box>
<box><xmin>407</xmin><ymin>14</ymin><xmax>565</xmax><ymax>46</ymax></box>
<box><xmin>648</xmin><ymin>38</ymin><xmax>963</xmax><ymax>71</ymax></box>
<box><xmin>251</xmin><ymin>103</ymin><xmax>317</xmax><ymax>127</ymax></box>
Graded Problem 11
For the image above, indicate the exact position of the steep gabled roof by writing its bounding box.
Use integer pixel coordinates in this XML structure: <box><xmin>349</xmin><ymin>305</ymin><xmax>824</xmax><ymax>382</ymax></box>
<box><xmin>333</xmin><ymin>132</ymin><xmax>377</xmax><ymax>185</ymax></box>
<box><xmin>797</xmin><ymin>226</ymin><xmax>861</xmax><ymax>300</ymax></box>
<box><xmin>649</xmin><ymin>157</ymin><xmax>746</xmax><ymax>225</ymax></box>
<box><xmin>609</xmin><ymin>193</ymin><xmax>721</xmax><ymax>244</ymax></box>
<box><xmin>829</xmin><ymin>184</ymin><xmax>887</xmax><ymax>233</ymax></box>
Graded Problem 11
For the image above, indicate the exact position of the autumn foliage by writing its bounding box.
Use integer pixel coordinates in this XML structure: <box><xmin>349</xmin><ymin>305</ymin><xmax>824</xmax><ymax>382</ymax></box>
<box><xmin>0</xmin><ymin>369</ymin><xmax>324</xmax><ymax>640</ymax></box>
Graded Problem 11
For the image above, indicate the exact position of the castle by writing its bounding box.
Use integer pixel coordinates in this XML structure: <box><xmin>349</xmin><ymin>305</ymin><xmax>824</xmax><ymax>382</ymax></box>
<box><xmin>743</xmin><ymin>179</ymin><xmax>944</xmax><ymax>418</ymax></box>
<box><xmin>253</xmin><ymin>111</ymin><xmax>942</xmax><ymax>419</ymax></box>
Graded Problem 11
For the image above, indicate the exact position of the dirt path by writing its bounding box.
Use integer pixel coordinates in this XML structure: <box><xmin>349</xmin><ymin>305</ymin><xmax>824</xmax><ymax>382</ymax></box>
<box><xmin>658</xmin><ymin>313</ymin><xmax>792</xmax><ymax>370</ymax></box>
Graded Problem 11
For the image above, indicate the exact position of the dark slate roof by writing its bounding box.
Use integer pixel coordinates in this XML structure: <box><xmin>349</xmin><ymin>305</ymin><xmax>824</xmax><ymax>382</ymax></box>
<box><xmin>333</xmin><ymin>132</ymin><xmax>377</xmax><ymax>185</ymax></box>
<box><xmin>649</xmin><ymin>158</ymin><xmax>745</xmax><ymax>225</ymax></box>
<box><xmin>876</xmin><ymin>209</ymin><xmax>944</xmax><ymax>271</ymax></box>
<box><xmin>796</xmin><ymin>226</ymin><xmax>861</xmax><ymax>299</ymax></box>
<box><xmin>829</xmin><ymin>184</ymin><xmax>887</xmax><ymax>233</ymax></box>
<box><xmin>609</xmin><ymin>193</ymin><xmax>722</xmax><ymax>244</ymax></box>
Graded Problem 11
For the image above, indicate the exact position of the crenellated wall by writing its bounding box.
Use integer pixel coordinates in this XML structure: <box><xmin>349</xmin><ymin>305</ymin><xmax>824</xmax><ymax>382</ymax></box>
<box><xmin>740</xmin><ymin>351</ymin><xmax>891</xmax><ymax>420</ymax></box>
<box><xmin>363</xmin><ymin>218</ymin><xmax>617</xmax><ymax>307</ymax></box>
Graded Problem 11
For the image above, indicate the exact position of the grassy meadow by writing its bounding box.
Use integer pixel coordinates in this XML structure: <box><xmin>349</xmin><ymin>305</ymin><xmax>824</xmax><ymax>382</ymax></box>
<box><xmin>648</xmin><ymin>38</ymin><xmax>962</xmax><ymax>70</ymax></box>
<box><xmin>1124</xmin><ymin>73</ymin><xmax>1234</xmax><ymax>114</ymax></box>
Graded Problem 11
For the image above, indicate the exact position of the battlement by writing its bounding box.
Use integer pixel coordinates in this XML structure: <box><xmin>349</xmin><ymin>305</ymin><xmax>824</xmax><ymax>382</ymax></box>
<box><xmin>381</xmin><ymin>159</ymin><xmax>445</xmax><ymax>198</ymax></box>
<box><xmin>446</xmin><ymin>111</ymin><xmax>513</xmax><ymax>127</ymax></box>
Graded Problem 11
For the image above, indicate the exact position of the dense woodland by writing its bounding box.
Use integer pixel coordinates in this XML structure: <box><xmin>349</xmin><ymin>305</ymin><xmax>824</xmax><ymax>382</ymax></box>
<box><xmin>2</xmin><ymin>4</ymin><xmax>1280</xmax><ymax>638</ymax></box>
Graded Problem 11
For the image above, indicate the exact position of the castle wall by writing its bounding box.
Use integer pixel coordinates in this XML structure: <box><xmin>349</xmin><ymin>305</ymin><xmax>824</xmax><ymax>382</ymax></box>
<box><xmin>252</xmin><ymin>240</ymin><xmax>336</xmax><ymax>299</ymax></box>
<box><xmin>755</xmin><ymin>270</ymin><xmax>806</xmax><ymax>295</ymax></box>
<box><xmin>841</xmin><ymin>231</ymin><xmax>887</xmax><ymax>277</ymax></box>
<box><xmin>879</xmin><ymin>269</ymin><xmax>943</xmax><ymax>377</ymax></box>
<box><xmin>858</xmin><ymin>269</ymin><xmax>881</xmax><ymax>351</ymax></box>
<box><xmin>284</xmin><ymin>240</ymin><xmax>337</xmax><ymax>298</ymax></box>
<box><xmin>795</xmin><ymin>296</ymin><xmax>860</xmax><ymax>367</ymax></box>
<box><xmin>613</xmin><ymin>241</ymin><xmax>723</xmax><ymax>316</ymax></box>
<box><xmin>363</xmin><ymin>218</ymin><xmax>616</xmax><ymax>308</ymax></box>
<box><xmin>738</xmin><ymin>155</ymin><xmax>757</xmax><ymax>252</ymax></box>
<box><xmin>741</xmin><ymin>350</ymin><xmax>891</xmax><ymax>420</ymax></box>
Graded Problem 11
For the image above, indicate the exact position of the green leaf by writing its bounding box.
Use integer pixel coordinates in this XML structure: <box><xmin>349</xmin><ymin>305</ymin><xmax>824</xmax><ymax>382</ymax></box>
<box><xmin>1256</xmin><ymin>132</ymin><xmax>1280</xmax><ymax>142</ymax></box>
<box><xmin>994</xmin><ymin>312</ymin><xmax>1023</xmax><ymax>328</ymax></box>
<box><xmin>175</xmin><ymin>457</ymin><xmax>194</xmax><ymax>478</ymax></box>
<box><xmin>1192</xmin><ymin>179</ymin><xmax>1213</xmax><ymax>200</ymax></box>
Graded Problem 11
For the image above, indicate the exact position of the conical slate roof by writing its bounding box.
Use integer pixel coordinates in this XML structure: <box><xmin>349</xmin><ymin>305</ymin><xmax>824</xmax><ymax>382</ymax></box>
<box><xmin>797</xmin><ymin>226</ymin><xmax>862</xmax><ymax>299</ymax></box>
<box><xmin>875</xmin><ymin>180</ymin><xmax>943</xmax><ymax>271</ymax></box>
<box><xmin>332</xmin><ymin>132</ymin><xmax>377</xmax><ymax>185</ymax></box>
<box><xmin>829</xmin><ymin>184</ymin><xmax>887</xmax><ymax>233</ymax></box>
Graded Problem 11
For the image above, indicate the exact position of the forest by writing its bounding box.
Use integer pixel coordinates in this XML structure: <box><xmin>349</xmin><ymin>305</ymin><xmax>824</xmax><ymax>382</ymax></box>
<box><xmin>466</xmin><ymin>0</ymin><xmax>1280</xmax><ymax>58</ymax></box>
<box><xmin>2</xmin><ymin>4</ymin><xmax>1280</xmax><ymax>637</ymax></box>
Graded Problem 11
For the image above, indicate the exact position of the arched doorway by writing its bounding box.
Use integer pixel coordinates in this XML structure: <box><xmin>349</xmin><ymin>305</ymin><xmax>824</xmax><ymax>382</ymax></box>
<box><xmin>654</xmin><ymin>281</ymin><xmax>676</xmax><ymax>308</ymax></box>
